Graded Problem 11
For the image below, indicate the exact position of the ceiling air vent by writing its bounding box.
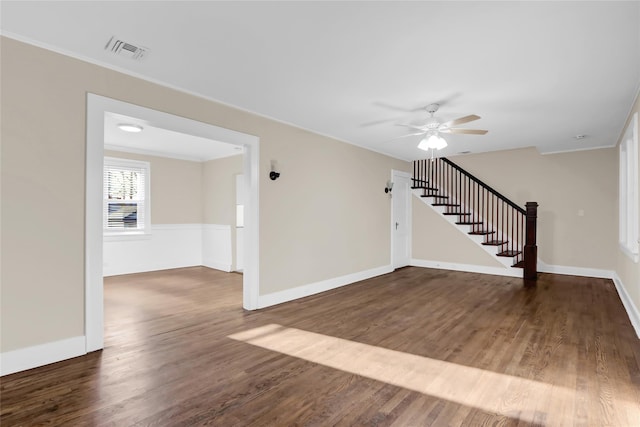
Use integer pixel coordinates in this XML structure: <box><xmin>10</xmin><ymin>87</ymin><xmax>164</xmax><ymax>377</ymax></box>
<box><xmin>104</xmin><ymin>36</ymin><xmax>149</xmax><ymax>61</ymax></box>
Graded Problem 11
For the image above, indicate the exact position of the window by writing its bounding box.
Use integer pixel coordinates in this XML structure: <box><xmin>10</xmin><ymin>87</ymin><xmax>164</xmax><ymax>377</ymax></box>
<box><xmin>104</xmin><ymin>157</ymin><xmax>150</xmax><ymax>234</ymax></box>
<box><xmin>619</xmin><ymin>112</ymin><xmax>638</xmax><ymax>262</ymax></box>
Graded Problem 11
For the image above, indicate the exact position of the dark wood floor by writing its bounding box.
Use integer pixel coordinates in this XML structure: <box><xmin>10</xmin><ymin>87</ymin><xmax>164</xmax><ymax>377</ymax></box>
<box><xmin>2</xmin><ymin>267</ymin><xmax>639</xmax><ymax>426</ymax></box>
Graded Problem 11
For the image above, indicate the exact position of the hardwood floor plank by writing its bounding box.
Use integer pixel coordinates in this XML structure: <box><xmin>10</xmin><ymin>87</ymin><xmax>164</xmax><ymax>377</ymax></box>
<box><xmin>2</xmin><ymin>266</ymin><xmax>639</xmax><ymax>426</ymax></box>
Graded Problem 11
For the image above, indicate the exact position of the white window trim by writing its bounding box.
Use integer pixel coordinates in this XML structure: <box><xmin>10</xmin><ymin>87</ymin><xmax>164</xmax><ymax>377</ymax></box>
<box><xmin>104</xmin><ymin>156</ymin><xmax>151</xmax><ymax>239</ymax></box>
<box><xmin>619</xmin><ymin>112</ymin><xmax>639</xmax><ymax>263</ymax></box>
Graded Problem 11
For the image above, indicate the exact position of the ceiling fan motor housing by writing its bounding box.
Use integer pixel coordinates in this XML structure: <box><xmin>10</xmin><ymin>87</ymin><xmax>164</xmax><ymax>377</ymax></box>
<box><xmin>425</xmin><ymin>103</ymin><xmax>440</xmax><ymax>115</ymax></box>
<box><xmin>424</xmin><ymin>116</ymin><xmax>441</xmax><ymax>130</ymax></box>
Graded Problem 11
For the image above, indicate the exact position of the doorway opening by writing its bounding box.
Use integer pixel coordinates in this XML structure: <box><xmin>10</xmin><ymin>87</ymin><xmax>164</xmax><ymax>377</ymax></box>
<box><xmin>86</xmin><ymin>94</ymin><xmax>260</xmax><ymax>352</ymax></box>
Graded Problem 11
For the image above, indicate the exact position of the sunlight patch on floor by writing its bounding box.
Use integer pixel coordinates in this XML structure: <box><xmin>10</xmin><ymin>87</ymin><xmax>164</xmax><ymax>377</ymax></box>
<box><xmin>228</xmin><ymin>323</ymin><xmax>636</xmax><ymax>424</ymax></box>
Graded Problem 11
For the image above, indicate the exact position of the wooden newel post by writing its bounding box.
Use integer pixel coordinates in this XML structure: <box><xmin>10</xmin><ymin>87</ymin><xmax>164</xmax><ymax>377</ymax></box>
<box><xmin>524</xmin><ymin>202</ymin><xmax>538</xmax><ymax>281</ymax></box>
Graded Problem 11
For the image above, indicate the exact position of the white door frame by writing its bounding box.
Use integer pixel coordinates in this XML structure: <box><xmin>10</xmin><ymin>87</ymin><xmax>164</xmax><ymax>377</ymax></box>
<box><xmin>391</xmin><ymin>170</ymin><xmax>412</xmax><ymax>269</ymax></box>
<box><xmin>85</xmin><ymin>94</ymin><xmax>260</xmax><ymax>352</ymax></box>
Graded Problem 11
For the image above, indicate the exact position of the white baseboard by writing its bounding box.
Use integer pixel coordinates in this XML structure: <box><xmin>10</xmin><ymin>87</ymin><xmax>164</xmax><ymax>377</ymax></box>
<box><xmin>203</xmin><ymin>261</ymin><xmax>233</xmax><ymax>272</ymax></box>
<box><xmin>612</xmin><ymin>273</ymin><xmax>640</xmax><ymax>339</ymax></box>
<box><xmin>257</xmin><ymin>265</ymin><xmax>394</xmax><ymax>309</ymax></box>
<box><xmin>410</xmin><ymin>258</ymin><xmax>522</xmax><ymax>278</ymax></box>
<box><xmin>537</xmin><ymin>260</ymin><xmax>614</xmax><ymax>279</ymax></box>
<box><xmin>1</xmin><ymin>336</ymin><xmax>86</xmax><ymax>376</ymax></box>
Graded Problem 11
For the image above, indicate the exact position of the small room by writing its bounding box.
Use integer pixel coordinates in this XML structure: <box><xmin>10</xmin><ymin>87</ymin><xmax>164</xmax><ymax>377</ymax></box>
<box><xmin>102</xmin><ymin>111</ymin><xmax>245</xmax><ymax>332</ymax></box>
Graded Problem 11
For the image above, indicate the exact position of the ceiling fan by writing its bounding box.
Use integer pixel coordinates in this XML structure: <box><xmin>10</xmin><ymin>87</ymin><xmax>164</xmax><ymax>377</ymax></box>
<box><xmin>395</xmin><ymin>103</ymin><xmax>488</xmax><ymax>152</ymax></box>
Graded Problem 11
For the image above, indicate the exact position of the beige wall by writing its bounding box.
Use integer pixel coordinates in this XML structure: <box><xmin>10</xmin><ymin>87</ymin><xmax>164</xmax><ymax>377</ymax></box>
<box><xmin>616</xmin><ymin>90</ymin><xmax>640</xmax><ymax>315</ymax></box>
<box><xmin>0</xmin><ymin>37</ymin><xmax>408</xmax><ymax>352</ymax></box>
<box><xmin>411</xmin><ymin>147</ymin><xmax>618</xmax><ymax>272</ymax></box>
<box><xmin>2</xmin><ymin>40</ymin><xmax>86</xmax><ymax>350</ymax></box>
<box><xmin>104</xmin><ymin>150</ymin><xmax>203</xmax><ymax>224</ymax></box>
<box><xmin>260</xmin><ymin>132</ymin><xmax>408</xmax><ymax>294</ymax></box>
<box><xmin>412</xmin><ymin>199</ymin><xmax>504</xmax><ymax>268</ymax></box>
<box><xmin>447</xmin><ymin>147</ymin><xmax>618</xmax><ymax>270</ymax></box>
<box><xmin>202</xmin><ymin>154</ymin><xmax>242</xmax><ymax>225</ymax></box>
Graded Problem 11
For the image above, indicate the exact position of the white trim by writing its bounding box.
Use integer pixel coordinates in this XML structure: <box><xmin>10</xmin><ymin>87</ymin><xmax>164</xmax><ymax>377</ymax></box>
<box><xmin>87</xmin><ymin>94</ymin><xmax>261</xmax><ymax>356</ymax></box>
<box><xmin>243</xmin><ymin>142</ymin><xmax>260</xmax><ymax>310</ymax></box>
<box><xmin>536</xmin><ymin>259</ymin><xmax>614</xmax><ymax>279</ymax></box>
<box><xmin>612</xmin><ymin>273</ymin><xmax>640</xmax><ymax>339</ymax></box>
<box><xmin>257</xmin><ymin>265</ymin><xmax>393</xmax><ymax>309</ymax></box>
<box><xmin>0</xmin><ymin>336</ymin><xmax>86</xmax><ymax>376</ymax></box>
<box><xmin>538</xmin><ymin>144</ymin><xmax>616</xmax><ymax>155</ymax></box>
<box><xmin>203</xmin><ymin>261</ymin><xmax>233</xmax><ymax>272</ymax></box>
<box><xmin>619</xmin><ymin>112</ymin><xmax>639</xmax><ymax>262</ymax></box>
<box><xmin>410</xmin><ymin>258</ymin><xmax>522</xmax><ymax>278</ymax></box>
<box><xmin>619</xmin><ymin>244</ymin><xmax>640</xmax><ymax>264</ymax></box>
<box><xmin>202</xmin><ymin>224</ymin><xmax>231</xmax><ymax>231</ymax></box>
<box><xmin>615</xmin><ymin>85</ymin><xmax>640</xmax><ymax>149</ymax></box>
<box><xmin>86</xmin><ymin>95</ymin><xmax>105</xmax><ymax>352</ymax></box>
<box><xmin>153</xmin><ymin>223</ymin><xmax>204</xmax><ymax>231</ymax></box>
<box><xmin>391</xmin><ymin>170</ymin><xmax>412</xmax><ymax>269</ymax></box>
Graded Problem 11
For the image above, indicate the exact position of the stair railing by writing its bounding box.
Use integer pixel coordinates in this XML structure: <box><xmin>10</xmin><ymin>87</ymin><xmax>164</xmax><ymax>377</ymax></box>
<box><xmin>412</xmin><ymin>157</ymin><xmax>537</xmax><ymax>280</ymax></box>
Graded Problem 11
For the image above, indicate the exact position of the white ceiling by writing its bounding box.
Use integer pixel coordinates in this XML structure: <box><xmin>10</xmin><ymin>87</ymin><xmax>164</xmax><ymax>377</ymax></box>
<box><xmin>2</xmin><ymin>1</ymin><xmax>639</xmax><ymax>161</ymax></box>
<box><xmin>104</xmin><ymin>112</ymin><xmax>242</xmax><ymax>162</ymax></box>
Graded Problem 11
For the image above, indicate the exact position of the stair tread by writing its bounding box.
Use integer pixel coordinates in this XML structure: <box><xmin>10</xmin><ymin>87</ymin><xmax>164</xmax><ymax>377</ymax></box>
<box><xmin>482</xmin><ymin>240</ymin><xmax>508</xmax><ymax>246</ymax></box>
<box><xmin>413</xmin><ymin>165</ymin><xmax>529</xmax><ymax>271</ymax></box>
<box><xmin>498</xmin><ymin>250</ymin><xmax>522</xmax><ymax>257</ymax></box>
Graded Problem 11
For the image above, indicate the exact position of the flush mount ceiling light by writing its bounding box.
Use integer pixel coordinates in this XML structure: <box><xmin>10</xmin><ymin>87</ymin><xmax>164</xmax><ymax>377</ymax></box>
<box><xmin>117</xmin><ymin>123</ymin><xmax>144</xmax><ymax>133</ymax></box>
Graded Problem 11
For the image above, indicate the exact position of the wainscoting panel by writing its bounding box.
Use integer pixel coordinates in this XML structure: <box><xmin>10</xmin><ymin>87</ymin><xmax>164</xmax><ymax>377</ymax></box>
<box><xmin>104</xmin><ymin>224</ymin><xmax>204</xmax><ymax>276</ymax></box>
<box><xmin>202</xmin><ymin>224</ymin><xmax>233</xmax><ymax>272</ymax></box>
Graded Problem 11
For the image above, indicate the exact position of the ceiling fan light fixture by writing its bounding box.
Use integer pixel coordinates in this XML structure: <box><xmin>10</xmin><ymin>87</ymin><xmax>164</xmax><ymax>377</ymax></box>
<box><xmin>418</xmin><ymin>133</ymin><xmax>447</xmax><ymax>151</ymax></box>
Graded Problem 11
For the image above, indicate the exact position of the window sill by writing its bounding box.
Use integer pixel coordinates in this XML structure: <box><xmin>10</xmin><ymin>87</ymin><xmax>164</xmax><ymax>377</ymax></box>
<box><xmin>104</xmin><ymin>231</ymin><xmax>152</xmax><ymax>242</ymax></box>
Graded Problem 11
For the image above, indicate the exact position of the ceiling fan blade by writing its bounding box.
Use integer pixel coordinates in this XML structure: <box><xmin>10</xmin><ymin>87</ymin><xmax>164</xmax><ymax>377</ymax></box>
<box><xmin>373</xmin><ymin>102</ymin><xmax>416</xmax><ymax>113</ymax></box>
<box><xmin>396</xmin><ymin>123</ymin><xmax>427</xmax><ymax>131</ymax></box>
<box><xmin>374</xmin><ymin>94</ymin><xmax>460</xmax><ymax>114</ymax></box>
<box><xmin>440</xmin><ymin>128</ymin><xmax>488</xmax><ymax>135</ymax></box>
<box><xmin>387</xmin><ymin>131</ymin><xmax>426</xmax><ymax>141</ymax></box>
<box><xmin>360</xmin><ymin>117</ymin><xmax>402</xmax><ymax>127</ymax></box>
<box><xmin>440</xmin><ymin>114</ymin><xmax>481</xmax><ymax>128</ymax></box>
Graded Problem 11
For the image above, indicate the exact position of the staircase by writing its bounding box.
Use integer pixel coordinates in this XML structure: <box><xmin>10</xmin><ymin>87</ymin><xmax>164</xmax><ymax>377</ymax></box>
<box><xmin>412</xmin><ymin>158</ymin><xmax>538</xmax><ymax>279</ymax></box>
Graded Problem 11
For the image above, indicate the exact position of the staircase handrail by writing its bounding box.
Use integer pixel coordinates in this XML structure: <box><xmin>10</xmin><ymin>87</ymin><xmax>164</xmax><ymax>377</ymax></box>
<box><xmin>441</xmin><ymin>158</ymin><xmax>526</xmax><ymax>214</ymax></box>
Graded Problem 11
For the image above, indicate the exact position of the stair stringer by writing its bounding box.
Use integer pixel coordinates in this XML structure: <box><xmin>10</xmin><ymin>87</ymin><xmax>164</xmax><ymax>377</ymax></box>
<box><xmin>412</xmin><ymin>189</ymin><xmax>520</xmax><ymax>272</ymax></box>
